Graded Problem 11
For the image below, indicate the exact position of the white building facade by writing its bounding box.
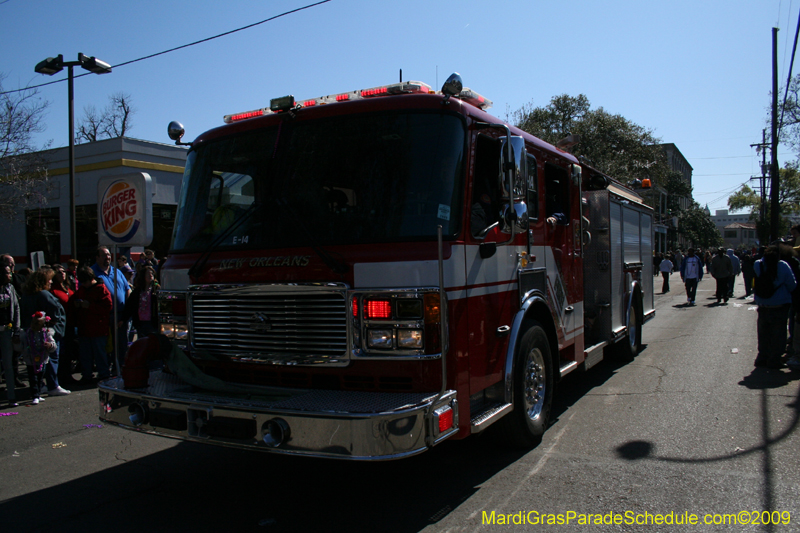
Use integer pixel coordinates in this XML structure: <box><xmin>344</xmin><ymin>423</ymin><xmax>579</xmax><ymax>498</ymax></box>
<box><xmin>4</xmin><ymin>137</ymin><xmax>187</xmax><ymax>268</ymax></box>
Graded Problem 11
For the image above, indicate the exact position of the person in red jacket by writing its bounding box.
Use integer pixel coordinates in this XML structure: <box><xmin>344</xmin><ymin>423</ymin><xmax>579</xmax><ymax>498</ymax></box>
<box><xmin>50</xmin><ymin>264</ymin><xmax>77</xmax><ymax>385</ymax></box>
<box><xmin>73</xmin><ymin>267</ymin><xmax>113</xmax><ymax>382</ymax></box>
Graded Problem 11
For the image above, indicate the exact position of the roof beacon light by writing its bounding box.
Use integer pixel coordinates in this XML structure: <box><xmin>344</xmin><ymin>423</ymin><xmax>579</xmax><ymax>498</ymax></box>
<box><xmin>221</xmin><ymin>80</ymin><xmax>495</xmax><ymax>123</ymax></box>
<box><xmin>270</xmin><ymin>95</ymin><xmax>295</xmax><ymax>113</ymax></box>
<box><xmin>457</xmin><ymin>87</ymin><xmax>492</xmax><ymax>110</ymax></box>
<box><xmin>224</xmin><ymin>109</ymin><xmax>267</xmax><ymax>123</ymax></box>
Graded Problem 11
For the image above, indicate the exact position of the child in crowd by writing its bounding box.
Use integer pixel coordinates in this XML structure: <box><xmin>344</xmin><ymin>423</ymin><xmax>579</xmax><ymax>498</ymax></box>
<box><xmin>21</xmin><ymin>311</ymin><xmax>56</xmax><ymax>405</ymax></box>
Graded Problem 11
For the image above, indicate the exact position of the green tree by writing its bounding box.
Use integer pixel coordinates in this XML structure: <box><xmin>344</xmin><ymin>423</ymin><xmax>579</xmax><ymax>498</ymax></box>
<box><xmin>511</xmin><ymin>94</ymin><xmax>672</xmax><ymax>184</ymax></box>
<box><xmin>679</xmin><ymin>202</ymin><xmax>722</xmax><ymax>249</ymax></box>
<box><xmin>0</xmin><ymin>74</ymin><xmax>52</xmax><ymax>220</ymax></box>
<box><xmin>728</xmin><ymin>163</ymin><xmax>800</xmax><ymax>241</ymax></box>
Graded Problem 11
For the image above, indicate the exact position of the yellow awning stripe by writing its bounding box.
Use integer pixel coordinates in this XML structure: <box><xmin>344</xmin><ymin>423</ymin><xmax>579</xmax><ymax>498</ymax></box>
<box><xmin>48</xmin><ymin>159</ymin><xmax>185</xmax><ymax>176</ymax></box>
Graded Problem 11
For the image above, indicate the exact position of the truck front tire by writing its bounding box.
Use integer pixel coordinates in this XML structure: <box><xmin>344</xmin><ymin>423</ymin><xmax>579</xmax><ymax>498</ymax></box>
<box><xmin>498</xmin><ymin>323</ymin><xmax>554</xmax><ymax>448</ymax></box>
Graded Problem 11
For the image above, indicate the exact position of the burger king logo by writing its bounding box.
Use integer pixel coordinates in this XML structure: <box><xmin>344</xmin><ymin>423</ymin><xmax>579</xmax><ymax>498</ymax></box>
<box><xmin>100</xmin><ymin>180</ymin><xmax>141</xmax><ymax>243</ymax></box>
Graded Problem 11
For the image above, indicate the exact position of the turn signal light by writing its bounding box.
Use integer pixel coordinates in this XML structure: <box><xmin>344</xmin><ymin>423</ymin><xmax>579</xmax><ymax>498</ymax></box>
<box><xmin>436</xmin><ymin>406</ymin><xmax>454</xmax><ymax>434</ymax></box>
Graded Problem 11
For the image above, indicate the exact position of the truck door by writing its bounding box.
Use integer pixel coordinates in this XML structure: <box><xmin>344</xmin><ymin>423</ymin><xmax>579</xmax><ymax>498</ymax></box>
<box><xmin>465</xmin><ymin>134</ymin><xmax>514</xmax><ymax>393</ymax></box>
<box><xmin>543</xmin><ymin>162</ymin><xmax>580</xmax><ymax>349</ymax></box>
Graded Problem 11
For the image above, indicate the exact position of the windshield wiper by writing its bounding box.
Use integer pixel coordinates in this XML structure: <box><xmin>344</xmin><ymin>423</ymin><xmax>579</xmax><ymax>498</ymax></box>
<box><xmin>188</xmin><ymin>202</ymin><xmax>260</xmax><ymax>278</ymax></box>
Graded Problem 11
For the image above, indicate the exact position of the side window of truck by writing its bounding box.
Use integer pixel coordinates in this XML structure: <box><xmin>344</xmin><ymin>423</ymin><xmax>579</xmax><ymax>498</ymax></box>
<box><xmin>527</xmin><ymin>154</ymin><xmax>538</xmax><ymax>221</ymax></box>
<box><xmin>470</xmin><ymin>134</ymin><xmax>502</xmax><ymax>238</ymax></box>
<box><xmin>544</xmin><ymin>162</ymin><xmax>569</xmax><ymax>223</ymax></box>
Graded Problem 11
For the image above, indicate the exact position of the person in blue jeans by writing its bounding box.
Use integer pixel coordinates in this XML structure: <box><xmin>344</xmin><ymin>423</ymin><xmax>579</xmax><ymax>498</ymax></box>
<box><xmin>680</xmin><ymin>248</ymin><xmax>704</xmax><ymax>305</ymax></box>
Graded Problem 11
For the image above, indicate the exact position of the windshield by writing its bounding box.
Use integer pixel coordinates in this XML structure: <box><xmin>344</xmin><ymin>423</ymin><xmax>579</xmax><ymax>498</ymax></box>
<box><xmin>171</xmin><ymin>112</ymin><xmax>465</xmax><ymax>252</ymax></box>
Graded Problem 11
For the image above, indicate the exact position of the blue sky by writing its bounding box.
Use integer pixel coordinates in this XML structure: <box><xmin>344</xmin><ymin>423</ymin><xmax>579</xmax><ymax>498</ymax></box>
<box><xmin>1</xmin><ymin>0</ymin><xmax>796</xmax><ymax>214</ymax></box>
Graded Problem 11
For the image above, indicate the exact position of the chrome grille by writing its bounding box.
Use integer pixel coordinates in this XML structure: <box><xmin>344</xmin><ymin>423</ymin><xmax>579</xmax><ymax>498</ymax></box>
<box><xmin>190</xmin><ymin>285</ymin><xmax>348</xmax><ymax>364</ymax></box>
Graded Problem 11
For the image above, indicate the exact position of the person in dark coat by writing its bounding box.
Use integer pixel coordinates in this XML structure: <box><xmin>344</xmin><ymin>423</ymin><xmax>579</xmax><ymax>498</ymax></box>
<box><xmin>73</xmin><ymin>267</ymin><xmax>113</xmax><ymax>382</ymax></box>
<box><xmin>120</xmin><ymin>266</ymin><xmax>159</xmax><ymax>339</ymax></box>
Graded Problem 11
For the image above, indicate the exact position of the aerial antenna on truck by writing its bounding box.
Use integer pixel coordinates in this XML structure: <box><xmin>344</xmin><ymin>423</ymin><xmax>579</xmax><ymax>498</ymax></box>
<box><xmin>399</xmin><ymin>69</ymin><xmax>402</xmax><ymax>82</ymax></box>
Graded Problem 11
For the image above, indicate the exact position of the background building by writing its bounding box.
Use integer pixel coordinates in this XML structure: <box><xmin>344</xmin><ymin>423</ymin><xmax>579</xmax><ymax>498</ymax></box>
<box><xmin>4</xmin><ymin>137</ymin><xmax>187</xmax><ymax>268</ymax></box>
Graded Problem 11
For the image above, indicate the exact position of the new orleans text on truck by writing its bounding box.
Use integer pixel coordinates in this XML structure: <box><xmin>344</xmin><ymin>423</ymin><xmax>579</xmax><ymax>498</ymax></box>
<box><xmin>99</xmin><ymin>73</ymin><xmax>655</xmax><ymax>460</ymax></box>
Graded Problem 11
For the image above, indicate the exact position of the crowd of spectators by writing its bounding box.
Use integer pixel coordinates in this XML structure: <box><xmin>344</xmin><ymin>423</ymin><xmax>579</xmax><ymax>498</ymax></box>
<box><xmin>654</xmin><ymin>225</ymin><xmax>800</xmax><ymax>371</ymax></box>
<box><xmin>0</xmin><ymin>248</ymin><xmax>161</xmax><ymax>406</ymax></box>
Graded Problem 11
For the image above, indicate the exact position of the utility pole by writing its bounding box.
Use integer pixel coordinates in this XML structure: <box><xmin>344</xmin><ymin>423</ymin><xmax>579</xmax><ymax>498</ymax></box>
<box><xmin>750</xmin><ymin>129</ymin><xmax>769</xmax><ymax>243</ymax></box>
<box><xmin>771</xmin><ymin>27</ymin><xmax>781</xmax><ymax>242</ymax></box>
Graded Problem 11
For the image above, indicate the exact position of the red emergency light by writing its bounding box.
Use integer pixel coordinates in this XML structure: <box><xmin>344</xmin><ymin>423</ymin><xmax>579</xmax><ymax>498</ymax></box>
<box><xmin>365</xmin><ymin>300</ymin><xmax>392</xmax><ymax>320</ymax></box>
<box><xmin>223</xmin><ymin>79</ymin><xmax>493</xmax><ymax>124</ymax></box>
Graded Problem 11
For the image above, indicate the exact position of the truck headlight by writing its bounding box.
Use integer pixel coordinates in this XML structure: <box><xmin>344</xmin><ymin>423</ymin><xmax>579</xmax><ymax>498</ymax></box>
<box><xmin>367</xmin><ymin>329</ymin><xmax>393</xmax><ymax>349</ymax></box>
<box><xmin>397</xmin><ymin>329</ymin><xmax>423</xmax><ymax>349</ymax></box>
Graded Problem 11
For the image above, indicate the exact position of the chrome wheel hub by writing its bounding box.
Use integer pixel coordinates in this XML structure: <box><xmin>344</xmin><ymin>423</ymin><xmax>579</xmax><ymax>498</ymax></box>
<box><xmin>523</xmin><ymin>348</ymin><xmax>546</xmax><ymax>420</ymax></box>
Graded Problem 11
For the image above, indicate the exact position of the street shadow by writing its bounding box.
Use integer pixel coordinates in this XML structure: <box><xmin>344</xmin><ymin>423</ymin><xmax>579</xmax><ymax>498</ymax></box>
<box><xmin>1</xmin><ymin>345</ymin><xmax>660</xmax><ymax>533</ymax></box>
<box><xmin>613</xmin><ymin>368</ymin><xmax>800</xmax><ymax>532</ymax></box>
<box><xmin>548</xmin><ymin>343</ymin><xmax>649</xmax><ymax>427</ymax></box>
<box><xmin>0</xmin><ymin>425</ymin><xmax>530</xmax><ymax>533</ymax></box>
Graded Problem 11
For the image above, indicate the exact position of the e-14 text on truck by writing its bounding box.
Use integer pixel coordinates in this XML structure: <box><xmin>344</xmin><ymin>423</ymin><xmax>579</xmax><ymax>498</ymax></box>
<box><xmin>99</xmin><ymin>73</ymin><xmax>655</xmax><ymax>460</ymax></box>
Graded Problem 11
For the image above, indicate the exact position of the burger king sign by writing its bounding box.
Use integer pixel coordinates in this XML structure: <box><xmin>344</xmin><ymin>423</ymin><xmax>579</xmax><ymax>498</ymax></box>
<box><xmin>97</xmin><ymin>172</ymin><xmax>153</xmax><ymax>246</ymax></box>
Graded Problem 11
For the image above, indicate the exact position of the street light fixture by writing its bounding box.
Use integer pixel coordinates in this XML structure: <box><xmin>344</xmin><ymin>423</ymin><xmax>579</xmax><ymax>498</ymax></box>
<box><xmin>35</xmin><ymin>53</ymin><xmax>111</xmax><ymax>261</ymax></box>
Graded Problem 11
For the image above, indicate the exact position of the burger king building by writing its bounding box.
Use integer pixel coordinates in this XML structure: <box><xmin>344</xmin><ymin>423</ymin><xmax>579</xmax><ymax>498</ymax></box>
<box><xmin>4</xmin><ymin>136</ymin><xmax>187</xmax><ymax>268</ymax></box>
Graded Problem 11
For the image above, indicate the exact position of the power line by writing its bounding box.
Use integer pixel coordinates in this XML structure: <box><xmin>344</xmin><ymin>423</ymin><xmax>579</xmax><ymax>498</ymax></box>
<box><xmin>690</xmin><ymin>155</ymin><xmax>753</xmax><ymax>160</ymax></box>
<box><xmin>778</xmin><ymin>7</ymin><xmax>800</xmax><ymax>139</ymax></box>
<box><xmin>0</xmin><ymin>0</ymin><xmax>332</xmax><ymax>96</ymax></box>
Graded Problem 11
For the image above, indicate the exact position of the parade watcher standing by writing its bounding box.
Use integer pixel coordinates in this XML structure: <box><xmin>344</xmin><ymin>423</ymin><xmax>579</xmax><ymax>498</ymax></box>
<box><xmin>753</xmin><ymin>245</ymin><xmax>797</xmax><ymax>369</ymax></box>
<box><xmin>710</xmin><ymin>247</ymin><xmax>733</xmax><ymax>304</ymax></box>
<box><xmin>742</xmin><ymin>252</ymin><xmax>755</xmax><ymax>297</ymax></box>
<box><xmin>680</xmin><ymin>248</ymin><xmax>703</xmax><ymax>305</ymax></box>
<box><xmin>65</xmin><ymin>259</ymin><xmax>79</xmax><ymax>291</ymax></box>
<box><xmin>137</xmin><ymin>249</ymin><xmax>159</xmax><ymax>271</ymax></box>
<box><xmin>50</xmin><ymin>264</ymin><xmax>77</xmax><ymax>385</ymax></box>
<box><xmin>121</xmin><ymin>266</ymin><xmax>160</xmax><ymax>339</ymax></box>
<box><xmin>91</xmin><ymin>246</ymin><xmax>131</xmax><ymax>370</ymax></box>
<box><xmin>74</xmin><ymin>267</ymin><xmax>113</xmax><ymax>382</ymax></box>
<box><xmin>21</xmin><ymin>311</ymin><xmax>56</xmax><ymax>405</ymax></box>
<box><xmin>0</xmin><ymin>254</ymin><xmax>24</xmax><ymax>296</ymax></box>
<box><xmin>19</xmin><ymin>269</ymin><xmax>70</xmax><ymax>397</ymax></box>
<box><xmin>0</xmin><ymin>265</ymin><xmax>20</xmax><ymax>406</ymax></box>
<box><xmin>659</xmin><ymin>255</ymin><xmax>673</xmax><ymax>293</ymax></box>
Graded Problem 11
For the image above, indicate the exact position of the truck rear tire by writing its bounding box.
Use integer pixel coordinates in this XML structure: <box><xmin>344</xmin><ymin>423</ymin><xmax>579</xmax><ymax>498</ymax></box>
<box><xmin>497</xmin><ymin>323</ymin><xmax>554</xmax><ymax>448</ymax></box>
<box><xmin>617</xmin><ymin>295</ymin><xmax>642</xmax><ymax>361</ymax></box>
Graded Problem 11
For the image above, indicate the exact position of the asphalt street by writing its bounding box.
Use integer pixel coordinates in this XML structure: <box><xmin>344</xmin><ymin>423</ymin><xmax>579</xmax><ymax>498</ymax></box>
<box><xmin>0</xmin><ymin>273</ymin><xmax>798</xmax><ymax>532</ymax></box>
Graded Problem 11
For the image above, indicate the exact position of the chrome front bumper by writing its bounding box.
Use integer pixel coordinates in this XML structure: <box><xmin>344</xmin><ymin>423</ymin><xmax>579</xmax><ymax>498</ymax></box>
<box><xmin>98</xmin><ymin>371</ymin><xmax>458</xmax><ymax>460</ymax></box>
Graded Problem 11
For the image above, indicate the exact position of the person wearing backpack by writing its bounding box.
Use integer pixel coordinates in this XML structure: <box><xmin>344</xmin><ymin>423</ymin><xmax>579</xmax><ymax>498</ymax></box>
<box><xmin>753</xmin><ymin>245</ymin><xmax>797</xmax><ymax>369</ymax></box>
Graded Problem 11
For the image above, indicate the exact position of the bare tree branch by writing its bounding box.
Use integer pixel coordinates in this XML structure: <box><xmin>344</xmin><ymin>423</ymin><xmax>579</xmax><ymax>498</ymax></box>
<box><xmin>0</xmin><ymin>73</ymin><xmax>53</xmax><ymax>221</ymax></box>
<box><xmin>78</xmin><ymin>92</ymin><xmax>135</xmax><ymax>142</ymax></box>
<box><xmin>76</xmin><ymin>104</ymin><xmax>102</xmax><ymax>143</ymax></box>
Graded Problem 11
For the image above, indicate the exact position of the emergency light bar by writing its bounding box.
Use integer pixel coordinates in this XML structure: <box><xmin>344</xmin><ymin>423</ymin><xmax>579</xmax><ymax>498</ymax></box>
<box><xmin>223</xmin><ymin>80</ymin><xmax>493</xmax><ymax>124</ymax></box>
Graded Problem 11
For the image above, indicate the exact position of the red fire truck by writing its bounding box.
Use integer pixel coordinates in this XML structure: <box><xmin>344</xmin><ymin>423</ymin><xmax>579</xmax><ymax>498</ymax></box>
<box><xmin>98</xmin><ymin>73</ymin><xmax>655</xmax><ymax>459</ymax></box>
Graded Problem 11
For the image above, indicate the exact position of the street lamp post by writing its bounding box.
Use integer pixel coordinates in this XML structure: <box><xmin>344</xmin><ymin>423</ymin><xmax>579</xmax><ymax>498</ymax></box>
<box><xmin>35</xmin><ymin>53</ymin><xmax>111</xmax><ymax>261</ymax></box>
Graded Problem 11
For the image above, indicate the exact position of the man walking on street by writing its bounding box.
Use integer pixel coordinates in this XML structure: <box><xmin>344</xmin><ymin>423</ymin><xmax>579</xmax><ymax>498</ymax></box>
<box><xmin>710</xmin><ymin>247</ymin><xmax>733</xmax><ymax>304</ymax></box>
<box><xmin>680</xmin><ymin>248</ymin><xmax>703</xmax><ymax>305</ymax></box>
<box><xmin>659</xmin><ymin>255</ymin><xmax>673</xmax><ymax>293</ymax></box>
<box><xmin>673</xmin><ymin>250</ymin><xmax>683</xmax><ymax>273</ymax></box>
<box><xmin>727</xmin><ymin>249</ymin><xmax>741</xmax><ymax>298</ymax></box>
